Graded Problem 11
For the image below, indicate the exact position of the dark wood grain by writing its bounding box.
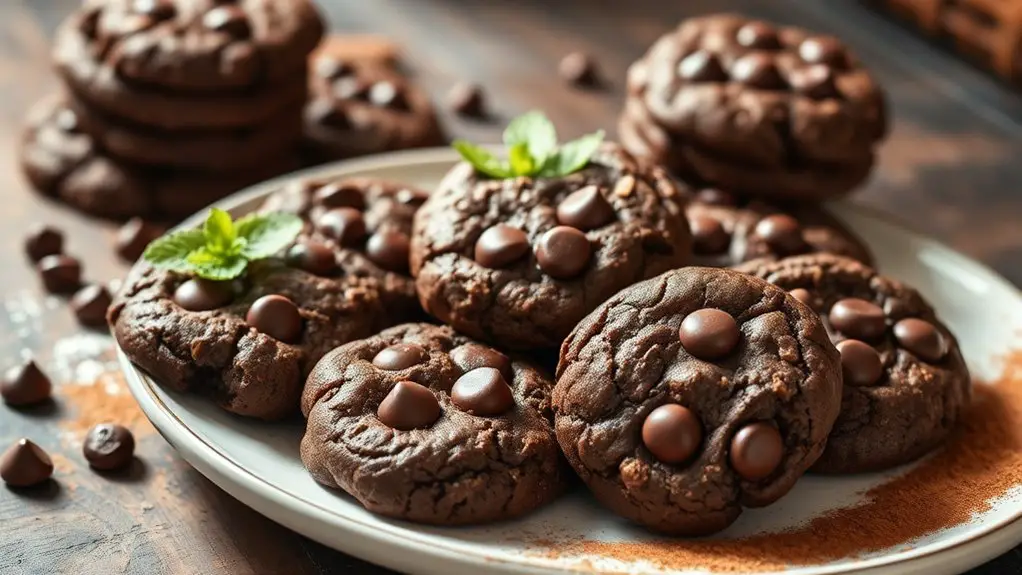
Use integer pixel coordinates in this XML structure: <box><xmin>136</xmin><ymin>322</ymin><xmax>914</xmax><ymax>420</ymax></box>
<box><xmin>0</xmin><ymin>1</ymin><xmax>1019</xmax><ymax>574</ymax></box>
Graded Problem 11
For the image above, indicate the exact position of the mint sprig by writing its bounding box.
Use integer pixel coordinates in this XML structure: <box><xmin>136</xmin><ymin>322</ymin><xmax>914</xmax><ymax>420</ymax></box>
<box><xmin>143</xmin><ymin>208</ymin><xmax>303</xmax><ymax>281</ymax></box>
<box><xmin>453</xmin><ymin>111</ymin><xmax>604</xmax><ymax>179</ymax></box>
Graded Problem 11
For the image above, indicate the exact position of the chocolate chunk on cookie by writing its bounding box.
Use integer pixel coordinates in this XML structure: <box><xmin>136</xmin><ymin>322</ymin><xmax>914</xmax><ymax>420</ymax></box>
<box><xmin>301</xmin><ymin>323</ymin><xmax>565</xmax><ymax>525</ymax></box>
<box><xmin>621</xmin><ymin>14</ymin><xmax>887</xmax><ymax>201</ymax></box>
<box><xmin>410</xmin><ymin>142</ymin><xmax>693</xmax><ymax>350</ymax></box>
<box><xmin>554</xmin><ymin>267</ymin><xmax>842</xmax><ymax>535</ymax></box>
<box><xmin>736</xmin><ymin>254</ymin><xmax>971</xmax><ymax>473</ymax></box>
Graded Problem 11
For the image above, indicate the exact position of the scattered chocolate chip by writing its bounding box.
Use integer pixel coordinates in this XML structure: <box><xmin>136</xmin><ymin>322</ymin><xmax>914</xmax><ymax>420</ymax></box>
<box><xmin>173</xmin><ymin>278</ymin><xmax>233</xmax><ymax>311</ymax></box>
<box><xmin>678</xmin><ymin>50</ymin><xmax>726</xmax><ymax>83</ymax></box>
<box><xmin>246</xmin><ymin>295</ymin><xmax>302</xmax><ymax>343</ymax></box>
<box><xmin>689</xmin><ymin>215</ymin><xmax>730</xmax><ymax>255</ymax></box>
<box><xmin>70</xmin><ymin>284</ymin><xmax>112</xmax><ymax>327</ymax></box>
<box><xmin>37</xmin><ymin>255</ymin><xmax>81</xmax><ymax>294</ymax></box>
<box><xmin>837</xmin><ymin>339</ymin><xmax>883</xmax><ymax>387</ymax></box>
<box><xmin>730</xmin><ymin>422</ymin><xmax>783</xmax><ymax>481</ymax></box>
<box><xmin>789</xmin><ymin>65</ymin><xmax>838</xmax><ymax>99</ymax></box>
<box><xmin>695</xmin><ymin>188</ymin><xmax>736</xmax><ymax>206</ymax></box>
<box><xmin>679</xmin><ymin>308</ymin><xmax>740</xmax><ymax>360</ymax></box>
<box><xmin>315</xmin><ymin>57</ymin><xmax>354</xmax><ymax>80</ymax></box>
<box><xmin>115</xmin><ymin>218</ymin><xmax>162</xmax><ymax>262</ymax></box>
<box><xmin>559</xmin><ymin>51</ymin><xmax>599</xmax><ymax>87</ymax></box>
<box><xmin>731</xmin><ymin>53</ymin><xmax>784</xmax><ymax>90</ymax></box>
<box><xmin>736</xmin><ymin>21</ymin><xmax>780</xmax><ymax>49</ymax></box>
<box><xmin>829</xmin><ymin>298</ymin><xmax>886</xmax><ymax>341</ymax></box>
<box><xmin>642</xmin><ymin>404</ymin><xmax>702</xmax><ymax>464</ymax></box>
<box><xmin>789</xmin><ymin>288</ymin><xmax>813</xmax><ymax>306</ymax></box>
<box><xmin>372</xmin><ymin>343</ymin><xmax>428</xmax><ymax>371</ymax></box>
<box><xmin>0</xmin><ymin>439</ymin><xmax>53</xmax><ymax>487</ymax></box>
<box><xmin>24</xmin><ymin>224</ymin><xmax>63</xmax><ymax>262</ymax></box>
<box><xmin>1</xmin><ymin>360</ymin><xmax>52</xmax><ymax>406</ymax></box>
<box><xmin>474</xmin><ymin>225</ymin><xmax>529</xmax><ymax>269</ymax></box>
<box><xmin>893</xmin><ymin>318</ymin><xmax>947</xmax><ymax>363</ymax></box>
<box><xmin>447</xmin><ymin>82</ymin><xmax>486</xmax><ymax>117</ymax></box>
<box><xmin>799</xmin><ymin>37</ymin><xmax>847</xmax><ymax>68</ymax></box>
<box><xmin>286</xmin><ymin>240</ymin><xmax>337</xmax><ymax>276</ymax></box>
<box><xmin>451</xmin><ymin>367</ymin><xmax>515</xmax><ymax>417</ymax></box>
<box><xmin>754</xmin><ymin>214</ymin><xmax>806</xmax><ymax>255</ymax></box>
<box><xmin>377</xmin><ymin>381</ymin><xmax>440</xmax><ymax>430</ymax></box>
<box><xmin>369</xmin><ymin>81</ymin><xmax>408</xmax><ymax>110</ymax></box>
<box><xmin>202</xmin><ymin>6</ymin><xmax>250</xmax><ymax>38</ymax></box>
<box><xmin>132</xmin><ymin>0</ymin><xmax>176</xmax><ymax>20</ymax></box>
<box><xmin>365</xmin><ymin>230</ymin><xmax>411</xmax><ymax>272</ymax></box>
<box><xmin>83</xmin><ymin>424</ymin><xmax>135</xmax><ymax>471</ymax></box>
<box><xmin>306</xmin><ymin>97</ymin><xmax>350</xmax><ymax>129</ymax></box>
<box><xmin>557</xmin><ymin>185</ymin><xmax>615</xmax><ymax>230</ymax></box>
<box><xmin>449</xmin><ymin>344</ymin><xmax>512</xmax><ymax>381</ymax></box>
<box><xmin>317</xmin><ymin>208</ymin><xmax>367</xmax><ymax>247</ymax></box>
<box><xmin>536</xmin><ymin>226</ymin><xmax>591</xmax><ymax>279</ymax></box>
<box><xmin>314</xmin><ymin>183</ymin><xmax>365</xmax><ymax>210</ymax></box>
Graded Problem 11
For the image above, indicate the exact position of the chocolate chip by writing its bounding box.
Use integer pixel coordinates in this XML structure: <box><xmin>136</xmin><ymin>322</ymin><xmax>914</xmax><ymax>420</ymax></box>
<box><xmin>173</xmin><ymin>278</ymin><xmax>233</xmax><ymax>311</ymax></box>
<box><xmin>54</xmin><ymin>108</ymin><xmax>80</xmax><ymax>133</ymax></box>
<box><xmin>132</xmin><ymin>0</ymin><xmax>176</xmax><ymax>20</ymax></box>
<box><xmin>306</xmin><ymin>97</ymin><xmax>350</xmax><ymax>129</ymax></box>
<box><xmin>286</xmin><ymin>240</ymin><xmax>337</xmax><ymax>276</ymax></box>
<box><xmin>396</xmin><ymin>187</ymin><xmax>430</xmax><ymax>205</ymax></box>
<box><xmin>689</xmin><ymin>215</ymin><xmax>730</xmax><ymax>255</ymax></box>
<box><xmin>696</xmin><ymin>188</ymin><xmax>737</xmax><ymax>206</ymax></box>
<box><xmin>557</xmin><ymin>186</ymin><xmax>615</xmax><ymax>230</ymax></box>
<box><xmin>679</xmin><ymin>308</ymin><xmax>740</xmax><ymax>360</ymax></box>
<box><xmin>893</xmin><ymin>318</ymin><xmax>947</xmax><ymax>363</ymax></box>
<box><xmin>315</xmin><ymin>57</ymin><xmax>354</xmax><ymax>80</ymax></box>
<box><xmin>451</xmin><ymin>367</ymin><xmax>514</xmax><ymax>417</ymax></box>
<box><xmin>25</xmin><ymin>224</ymin><xmax>63</xmax><ymax>262</ymax></box>
<box><xmin>829</xmin><ymin>298</ymin><xmax>886</xmax><ymax>341</ymax></box>
<box><xmin>837</xmin><ymin>339</ymin><xmax>883</xmax><ymax>387</ymax></box>
<box><xmin>641</xmin><ymin>404</ymin><xmax>702</xmax><ymax>464</ymax></box>
<box><xmin>115</xmin><ymin>218</ymin><xmax>162</xmax><ymax>262</ymax></box>
<box><xmin>789</xmin><ymin>288</ymin><xmax>813</xmax><ymax>306</ymax></box>
<box><xmin>475</xmin><ymin>225</ymin><xmax>529</xmax><ymax>269</ymax></box>
<box><xmin>71</xmin><ymin>284</ymin><xmax>112</xmax><ymax>327</ymax></box>
<box><xmin>377</xmin><ymin>381</ymin><xmax>440</xmax><ymax>430</ymax></box>
<box><xmin>1</xmin><ymin>360</ymin><xmax>52</xmax><ymax>406</ymax></box>
<box><xmin>754</xmin><ymin>214</ymin><xmax>806</xmax><ymax>255</ymax></box>
<box><xmin>317</xmin><ymin>208</ymin><xmax>367</xmax><ymax>247</ymax></box>
<box><xmin>789</xmin><ymin>65</ymin><xmax>838</xmax><ymax>99</ymax></box>
<box><xmin>372</xmin><ymin>343</ymin><xmax>428</xmax><ymax>371</ymax></box>
<box><xmin>0</xmin><ymin>439</ymin><xmax>53</xmax><ymax>487</ymax></box>
<box><xmin>678</xmin><ymin>50</ymin><xmax>726</xmax><ymax>83</ymax></box>
<box><xmin>449</xmin><ymin>344</ymin><xmax>512</xmax><ymax>381</ymax></box>
<box><xmin>83</xmin><ymin>423</ymin><xmax>135</xmax><ymax>471</ymax></box>
<box><xmin>369</xmin><ymin>81</ymin><xmax>409</xmax><ymax>110</ymax></box>
<box><xmin>536</xmin><ymin>226</ymin><xmax>591</xmax><ymax>279</ymax></box>
<box><xmin>447</xmin><ymin>82</ymin><xmax>486</xmax><ymax>117</ymax></box>
<box><xmin>314</xmin><ymin>183</ymin><xmax>365</xmax><ymax>210</ymax></box>
<box><xmin>246</xmin><ymin>295</ymin><xmax>302</xmax><ymax>343</ymax></box>
<box><xmin>730</xmin><ymin>422</ymin><xmax>783</xmax><ymax>481</ymax></box>
<box><xmin>799</xmin><ymin>37</ymin><xmax>847</xmax><ymax>68</ymax></box>
<box><xmin>333</xmin><ymin>76</ymin><xmax>370</xmax><ymax>101</ymax></box>
<box><xmin>736</xmin><ymin>21</ymin><xmax>780</xmax><ymax>49</ymax></box>
<box><xmin>366</xmin><ymin>230</ymin><xmax>411</xmax><ymax>272</ymax></box>
<box><xmin>731</xmin><ymin>53</ymin><xmax>784</xmax><ymax>90</ymax></box>
<box><xmin>559</xmin><ymin>51</ymin><xmax>599</xmax><ymax>87</ymax></box>
<box><xmin>202</xmin><ymin>6</ymin><xmax>250</xmax><ymax>39</ymax></box>
<box><xmin>37</xmin><ymin>255</ymin><xmax>81</xmax><ymax>294</ymax></box>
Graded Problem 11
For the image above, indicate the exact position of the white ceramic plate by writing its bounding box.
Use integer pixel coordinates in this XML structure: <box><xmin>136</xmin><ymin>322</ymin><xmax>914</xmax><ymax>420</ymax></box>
<box><xmin>120</xmin><ymin>149</ymin><xmax>1022</xmax><ymax>575</ymax></box>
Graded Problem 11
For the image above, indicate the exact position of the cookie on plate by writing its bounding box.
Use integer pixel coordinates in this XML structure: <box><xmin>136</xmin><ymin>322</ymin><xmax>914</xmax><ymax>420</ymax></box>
<box><xmin>301</xmin><ymin>323</ymin><xmax>565</xmax><ymax>525</ymax></box>
<box><xmin>736</xmin><ymin>254</ymin><xmax>971</xmax><ymax>473</ymax></box>
<box><xmin>620</xmin><ymin>14</ymin><xmax>887</xmax><ymax>201</ymax></box>
<box><xmin>554</xmin><ymin>267</ymin><xmax>842</xmax><ymax>535</ymax></box>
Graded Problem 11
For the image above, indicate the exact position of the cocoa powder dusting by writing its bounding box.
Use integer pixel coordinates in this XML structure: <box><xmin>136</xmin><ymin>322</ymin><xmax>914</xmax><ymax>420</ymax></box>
<box><xmin>59</xmin><ymin>371</ymin><xmax>153</xmax><ymax>438</ymax></box>
<box><xmin>542</xmin><ymin>351</ymin><xmax>1022</xmax><ymax>572</ymax></box>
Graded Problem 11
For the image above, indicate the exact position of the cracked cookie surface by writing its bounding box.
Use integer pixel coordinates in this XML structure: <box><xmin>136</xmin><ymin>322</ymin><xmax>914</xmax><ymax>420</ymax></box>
<box><xmin>300</xmin><ymin>323</ymin><xmax>565</xmax><ymax>525</ymax></box>
<box><xmin>553</xmin><ymin>267</ymin><xmax>842</xmax><ymax>535</ymax></box>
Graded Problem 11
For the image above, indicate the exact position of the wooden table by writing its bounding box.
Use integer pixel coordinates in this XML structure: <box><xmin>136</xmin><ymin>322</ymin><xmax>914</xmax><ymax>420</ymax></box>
<box><xmin>1</xmin><ymin>1</ymin><xmax>1020</xmax><ymax>573</ymax></box>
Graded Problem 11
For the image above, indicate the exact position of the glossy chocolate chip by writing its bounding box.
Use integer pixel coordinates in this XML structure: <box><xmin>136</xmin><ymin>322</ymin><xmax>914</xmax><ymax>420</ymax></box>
<box><xmin>333</xmin><ymin>76</ymin><xmax>370</xmax><ymax>100</ymax></box>
<box><xmin>174</xmin><ymin>278</ymin><xmax>233</xmax><ymax>311</ymax></box>
<box><xmin>25</xmin><ymin>224</ymin><xmax>63</xmax><ymax>262</ymax></box>
<box><xmin>286</xmin><ymin>240</ymin><xmax>337</xmax><ymax>276</ymax></box>
<box><xmin>799</xmin><ymin>37</ymin><xmax>847</xmax><ymax>68</ymax></box>
<box><xmin>133</xmin><ymin>0</ymin><xmax>176</xmax><ymax>20</ymax></box>
<box><xmin>115</xmin><ymin>218</ymin><xmax>162</xmax><ymax>262</ymax></box>
<box><xmin>731</xmin><ymin>53</ymin><xmax>784</xmax><ymax>90</ymax></box>
<box><xmin>70</xmin><ymin>284</ymin><xmax>112</xmax><ymax>327</ymax></box>
<box><xmin>678</xmin><ymin>50</ymin><xmax>726</xmax><ymax>82</ymax></box>
<box><xmin>736</xmin><ymin>21</ymin><xmax>780</xmax><ymax>49</ymax></box>
<box><xmin>1</xmin><ymin>360</ymin><xmax>51</xmax><ymax>406</ymax></box>
<box><xmin>366</xmin><ymin>230</ymin><xmax>411</xmax><ymax>272</ymax></box>
<box><xmin>893</xmin><ymin>318</ymin><xmax>947</xmax><ymax>363</ymax></box>
<box><xmin>789</xmin><ymin>65</ymin><xmax>838</xmax><ymax>99</ymax></box>
<box><xmin>474</xmin><ymin>225</ymin><xmax>529</xmax><ymax>269</ymax></box>
<box><xmin>829</xmin><ymin>298</ymin><xmax>886</xmax><ymax>341</ymax></box>
<box><xmin>642</xmin><ymin>404</ymin><xmax>702</xmax><ymax>464</ymax></box>
<box><xmin>789</xmin><ymin>288</ymin><xmax>813</xmax><ymax>306</ymax></box>
<box><xmin>557</xmin><ymin>185</ymin><xmax>615</xmax><ymax>230</ymax></box>
<box><xmin>246</xmin><ymin>295</ymin><xmax>302</xmax><ymax>343</ymax></box>
<box><xmin>54</xmin><ymin>108</ymin><xmax>80</xmax><ymax>133</ymax></box>
<box><xmin>754</xmin><ymin>214</ymin><xmax>806</xmax><ymax>255</ymax></box>
<box><xmin>83</xmin><ymin>424</ymin><xmax>135</xmax><ymax>471</ymax></box>
<box><xmin>314</xmin><ymin>183</ymin><xmax>365</xmax><ymax>210</ymax></box>
<box><xmin>202</xmin><ymin>6</ymin><xmax>250</xmax><ymax>38</ymax></box>
<box><xmin>679</xmin><ymin>308</ymin><xmax>740</xmax><ymax>360</ymax></box>
<box><xmin>315</xmin><ymin>57</ymin><xmax>354</xmax><ymax>80</ymax></box>
<box><xmin>837</xmin><ymin>339</ymin><xmax>883</xmax><ymax>387</ymax></box>
<box><xmin>696</xmin><ymin>188</ymin><xmax>736</xmax><ymax>206</ymax></box>
<box><xmin>0</xmin><ymin>439</ymin><xmax>53</xmax><ymax>487</ymax></box>
<box><xmin>536</xmin><ymin>226</ymin><xmax>591</xmax><ymax>279</ymax></box>
<box><xmin>559</xmin><ymin>51</ymin><xmax>600</xmax><ymax>86</ymax></box>
<box><xmin>372</xmin><ymin>343</ymin><xmax>428</xmax><ymax>371</ymax></box>
<box><xmin>37</xmin><ymin>255</ymin><xmax>81</xmax><ymax>294</ymax></box>
<box><xmin>447</xmin><ymin>82</ymin><xmax>486</xmax><ymax>117</ymax></box>
<box><xmin>369</xmin><ymin>81</ymin><xmax>409</xmax><ymax>110</ymax></box>
<box><xmin>689</xmin><ymin>215</ymin><xmax>730</xmax><ymax>255</ymax></box>
<box><xmin>449</xmin><ymin>344</ymin><xmax>512</xmax><ymax>380</ymax></box>
<box><xmin>451</xmin><ymin>367</ymin><xmax>514</xmax><ymax>417</ymax></box>
<box><xmin>317</xmin><ymin>208</ymin><xmax>368</xmax><ymax>247</ymax></box>
<box><xmin>730</xmin><ymin>422</ymin><xmax>783</xmax><ymax>481</ymax></box>
<box><xmin>395</xmin><ymin>187</ymin><xmax>430</xmax><ymax>206</ymax></box>
<box><xmin>377</xmin><ymin>381</ymin><xmax>441</xmax><ymax>430</ymax></box>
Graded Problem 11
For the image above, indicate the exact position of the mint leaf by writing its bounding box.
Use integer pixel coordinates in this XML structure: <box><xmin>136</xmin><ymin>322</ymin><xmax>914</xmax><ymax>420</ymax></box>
<box><xmin>508</xmin><ymin>143</ymin><xmax>536</xmax><ymax>176</ymax></box>
<box><xmin>191</xmin><ymin>254</ymin><xmax>248</xmax><ymax>281</ymax></box>
<box><xmin>143</xmin><ymin>229</ymin><xmax>206</xmax><ymax>272</ymax></box>
<box><xmin>540</xmin><ymin>130</ymin><xmax>605</xmax><ymax>177</ymax></box>
<box><xmin>453</xmin><ymin>140</ymin><xmax>512</xmax><ymax>178</ymax></box>
<box><xmin>204</xmin><ymin>208</ymin><xmax>237</xmax><ymax>256</ymax></box>
<box><xmin>236</xmin><ymin>212</ymin><xmax>304</xmax><ymax>259</ymax></box>
<box><xmin>503</xmin><ymin>110</ymin><xmax>557</xmax><ymax>162</ymax></box>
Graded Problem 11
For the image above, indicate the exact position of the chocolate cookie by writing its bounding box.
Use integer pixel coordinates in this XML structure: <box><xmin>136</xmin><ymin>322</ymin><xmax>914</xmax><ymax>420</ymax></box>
<box><xmin>686</xmin><ymin>188</ymin><xmax>872</xmax><ymax>267</ymax></box>
<box><xmin>621</xmin><ymin>14</ymin><xmax>887</xmax><ymax>201</ymax></box>
<box><xmin>410</xmin><ymin>142</ymin><xmax>693</xmax><ymax>350</ymax></box>
<box><xmin>259</xmin><ymin>177</ymin><xmax>429</xmax><ymax>322</ymax></box>
<box><xmin>109</xmin><ymin>255</ymin><xmax>390</xmax><ymax>420</ymax></box>
<box><xmin>20</xmin><ymin>97</ymin><xmax>296</xmax><ymax>220</ymax></box>
<box><xmin>301</xmin><ymin>323</ymin><xmax>565</xmax><ymax>525</ymax></box>
<box><xmin>302</xmin><ymin>56</ymin><xmax>444</xmax><ymax>164</ymax></box>
<box><xmin>736</xmin><ymin>254</ymin><xmax>971</xmax><ymax>473</ymax></box>
<box><xmin>554</xmin><ymin>267</ymin><xmax>842</xmax><ymax>535</ymax></box>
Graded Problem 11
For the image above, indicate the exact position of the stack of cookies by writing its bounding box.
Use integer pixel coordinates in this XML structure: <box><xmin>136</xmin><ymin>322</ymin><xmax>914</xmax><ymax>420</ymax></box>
<box><xmin>20</xmin><ymin>0</ymin><xmax>324</xmax><ymax>221</ymax></box>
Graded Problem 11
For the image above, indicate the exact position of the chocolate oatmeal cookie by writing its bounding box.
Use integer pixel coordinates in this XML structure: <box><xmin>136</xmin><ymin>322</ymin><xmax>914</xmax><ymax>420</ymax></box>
<box><xmin>554</xmin><ymin>267</ymin><xmax>842</xmax><ymax>535</ymax></box>
<box><xmin>736</xmin><ymin>254</ymin><xmax>971</xmax><ymax>473</ymax></box>
<box><xmin>620</xmin><ymin>14</ymin><xmax>887</xmax><ymax>201</ymax></box>
<box><xmin>301</xmin><ymin>323</ymin><xmax>565</xmax><ymax>525</ymax></box>
<box><xmin>410</xmin><ymin>142</ymin><xmax>692</xmax><ymax>350</ymax></box>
